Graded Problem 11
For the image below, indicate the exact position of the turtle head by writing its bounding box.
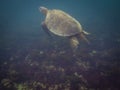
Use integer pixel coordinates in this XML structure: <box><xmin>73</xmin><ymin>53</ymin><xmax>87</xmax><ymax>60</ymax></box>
<box><xmin>39</xmin><ymin>6</ymin><xmax>48</xmax><ymax>15</ymax></box>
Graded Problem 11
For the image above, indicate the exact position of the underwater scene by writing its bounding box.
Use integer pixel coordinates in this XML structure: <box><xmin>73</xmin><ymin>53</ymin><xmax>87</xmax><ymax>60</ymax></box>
<box><xmin>0</xmin><ymin>0</ymin><xmax>120</xmax><ymax>90</ymax></box>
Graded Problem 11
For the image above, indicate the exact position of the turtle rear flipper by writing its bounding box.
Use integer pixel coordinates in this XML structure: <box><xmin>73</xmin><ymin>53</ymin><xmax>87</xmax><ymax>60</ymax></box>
<box><xmin>82</xmin><ymin>30</ymin><xmax>90</xmax><ymax>35</ymax></box>
<box><xmin>69</xmin><ymin>37</ymin><xmax>79</xmax><ymax>50</ymax></box>
<box><xmin>80</xmin><ymin>33</ymin><xmax>90</xmax><ymax>44</ymax></box>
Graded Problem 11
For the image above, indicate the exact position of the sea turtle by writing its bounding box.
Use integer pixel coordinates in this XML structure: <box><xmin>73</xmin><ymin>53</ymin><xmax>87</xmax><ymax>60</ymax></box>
<box><xmin>39</xmin><ymin>6</ymin><xmax>90</xmax><ymax>50</ymax></box>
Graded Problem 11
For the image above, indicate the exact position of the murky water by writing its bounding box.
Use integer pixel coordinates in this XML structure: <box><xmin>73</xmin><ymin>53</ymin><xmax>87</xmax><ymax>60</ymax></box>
<box><xmin>0</xmin><ymin>0</ymin><xmax>120</xmax><ymax>90</ymax></box>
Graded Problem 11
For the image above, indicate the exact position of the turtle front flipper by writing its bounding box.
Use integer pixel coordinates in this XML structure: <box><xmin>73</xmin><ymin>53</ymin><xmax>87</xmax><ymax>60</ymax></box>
<box><xmin>69</xmin><ymin>37</ymin><xmax>79</xmax><ymax>50</ymax></box>
<box><xmin>41</xmin><ymin>22</ymin><xmax>52</xmax><ymax>37</ymax></box>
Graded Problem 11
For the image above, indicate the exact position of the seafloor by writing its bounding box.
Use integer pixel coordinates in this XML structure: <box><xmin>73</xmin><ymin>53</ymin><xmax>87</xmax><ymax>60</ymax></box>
<box><xmin>0</xmin><ymin>35</ymin><xmax>120</xmax><ymax>90</ymax></box>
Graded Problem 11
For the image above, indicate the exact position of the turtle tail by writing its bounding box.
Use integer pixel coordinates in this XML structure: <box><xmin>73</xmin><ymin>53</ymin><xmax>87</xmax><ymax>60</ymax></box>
<box><xmin>70</xmin><ymin>37</ymin><xmax>79</xmax><ymax>50</ymax></box>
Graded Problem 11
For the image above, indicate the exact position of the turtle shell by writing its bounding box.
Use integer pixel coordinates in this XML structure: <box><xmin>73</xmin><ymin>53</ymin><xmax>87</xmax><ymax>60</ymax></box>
<box><xmin>44</xmin><ymin>9</ymin><xmax>83</xmax><ymax>37</ymax></box>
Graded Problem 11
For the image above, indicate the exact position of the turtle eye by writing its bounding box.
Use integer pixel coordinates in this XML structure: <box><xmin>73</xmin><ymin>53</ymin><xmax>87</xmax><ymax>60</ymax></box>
<box><xmin>39</xmin><ymin>7</ymin><xmax>43</xmax><ymax>12</ymax></box>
